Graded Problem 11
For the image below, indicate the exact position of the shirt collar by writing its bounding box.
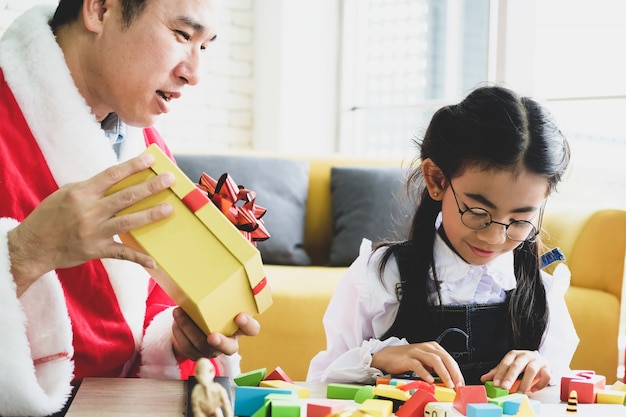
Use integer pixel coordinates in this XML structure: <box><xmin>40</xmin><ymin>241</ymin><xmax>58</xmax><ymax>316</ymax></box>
<box><xmin>100</xmin><ymin>113</ymin><xmax>127</xmax><ymax>146</ymax></box>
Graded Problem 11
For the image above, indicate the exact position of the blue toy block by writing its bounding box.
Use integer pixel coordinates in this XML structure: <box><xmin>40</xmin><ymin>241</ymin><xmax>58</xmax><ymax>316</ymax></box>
<box><xmin>466</xmin><ymin>403</ymin><xmax>503</xmax><ymax>417</ymax></box>
<box><xmin>234</xmin><ymin>386</ymin><xmax>295</xmax><ymax>416</ymax></box>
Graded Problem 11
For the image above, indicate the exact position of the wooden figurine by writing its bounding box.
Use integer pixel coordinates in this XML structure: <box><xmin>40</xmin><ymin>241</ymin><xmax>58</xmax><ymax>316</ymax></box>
<box><xmin>192</xmin><ymin>358</ymin><xmax>234</xmax><ymax>417</ymax></box>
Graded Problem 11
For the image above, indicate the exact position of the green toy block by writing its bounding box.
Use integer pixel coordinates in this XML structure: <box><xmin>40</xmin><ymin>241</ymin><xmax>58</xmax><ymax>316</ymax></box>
<box><xmin>235</xmin><ymin>368</ymin><xmax>267</xmax><ymax>386</ymax></box>
<box><xmin>327</xmin><ymin>383</ymin><xmax>369</xmax><ymax>400</ymax></box>
<box><xmin>485</xmin><ymin>380</ymin><xmax>509</xmax><ymax>398</ymax></box>
<box><xmin>354</xmin><ymin>385</ymin><xmax>376</xmax><ymax>403</ymax></box>
<box><xmin>270</xmin><ymin>399</ymin><xmax>301</xmax><ymax>417</ymax></box>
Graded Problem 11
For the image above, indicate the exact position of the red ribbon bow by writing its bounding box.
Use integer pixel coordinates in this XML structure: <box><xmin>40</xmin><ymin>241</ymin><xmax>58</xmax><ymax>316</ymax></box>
<box><xmin>197</xmin><ymin>172</ymin><xmax>270</xmax><ymax>245</ymax></box>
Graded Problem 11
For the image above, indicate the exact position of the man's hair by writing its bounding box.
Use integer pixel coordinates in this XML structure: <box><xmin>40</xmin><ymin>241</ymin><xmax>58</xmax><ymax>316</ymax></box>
<box><xmin>51</xmin><ymin>0</ymin><xmax>149</xmax><ymax>30</ymax></box>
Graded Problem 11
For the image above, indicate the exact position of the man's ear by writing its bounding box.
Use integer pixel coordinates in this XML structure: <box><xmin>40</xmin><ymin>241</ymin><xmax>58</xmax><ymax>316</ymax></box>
<box><xmin>421</xmin><ymin>158</ymin><xmax>446</xmax><ymax>201</ymax></box>
<box><xmin>82</xmin><ymin>0</ymin><xmax>107</xmax><ymax>33</ymax></box>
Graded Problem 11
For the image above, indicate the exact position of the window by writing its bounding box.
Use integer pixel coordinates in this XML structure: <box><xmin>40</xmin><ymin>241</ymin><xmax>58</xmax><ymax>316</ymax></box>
<box><xmin>339</xmin><ymin>0</ymin><xmax>490</xmax><ymax>159</ymax></box>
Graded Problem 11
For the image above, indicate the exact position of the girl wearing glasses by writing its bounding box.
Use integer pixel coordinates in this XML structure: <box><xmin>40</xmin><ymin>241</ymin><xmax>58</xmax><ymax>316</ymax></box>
<box><xmin>307</xmin><ymin>86</ymin><xmax>577</xmax><ymax>394</ymax></box>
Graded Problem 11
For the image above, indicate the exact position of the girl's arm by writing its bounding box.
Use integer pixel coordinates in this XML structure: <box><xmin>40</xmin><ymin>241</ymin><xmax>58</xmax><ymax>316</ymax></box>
<box><xmin>539</xmin><ymin>263</ymin><xmax>579</xmax><ymax>382</ymax></box>
<box><xmin>306</xmin><ymin>240</ymin><xmax>407</xmax><ymax>383</ymax></box>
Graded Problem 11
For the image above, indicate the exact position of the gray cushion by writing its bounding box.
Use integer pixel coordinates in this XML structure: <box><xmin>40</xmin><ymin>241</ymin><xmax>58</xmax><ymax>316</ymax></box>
<box><xmin>329</xmin><ymin>166</ymin><xmax>413</xmax><ymax>266</ymax></box>
<box><xmin>175</xmin><ymin>154</ymin><xmax>311</xmax><ymax>266</ymax></box>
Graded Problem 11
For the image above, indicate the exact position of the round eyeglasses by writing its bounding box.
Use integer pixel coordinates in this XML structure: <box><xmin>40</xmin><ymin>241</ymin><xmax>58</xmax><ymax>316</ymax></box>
<box><xmin>448</xmin><ymin>181</ymin><xmax>543</xmax><ymax>242</ymax></box>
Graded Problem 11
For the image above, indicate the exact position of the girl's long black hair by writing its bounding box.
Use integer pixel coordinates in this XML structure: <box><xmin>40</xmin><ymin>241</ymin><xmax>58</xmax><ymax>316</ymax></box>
<box><xmin>378</xmin><ymin>86</ymin><xmax>570</xmax><ymax>350</ymax></box>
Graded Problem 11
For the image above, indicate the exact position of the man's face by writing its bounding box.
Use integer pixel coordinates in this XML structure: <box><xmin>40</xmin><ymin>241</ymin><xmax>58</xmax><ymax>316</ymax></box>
<box><xmin>86</xmin><ymin>0</ymin><xmax>217</xmax><ymax>126</ymax></box>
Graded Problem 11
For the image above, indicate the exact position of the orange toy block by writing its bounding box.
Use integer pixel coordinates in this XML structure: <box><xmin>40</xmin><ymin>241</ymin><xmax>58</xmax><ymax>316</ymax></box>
<box><xmin>560</xmin><ymin>370</ymin><xmax>606</xmax><ymax>403</ymax></box>
<box><xmin>307</xmin><ymin>400</ymin><xmax>348</xmax><ymax>417</ymax></box>
<box><xmin>395</xmin><ymin>389</ymin><xmax>438</xmax><ymax>417</ymax></box>
<box><xmin>264</xmin><ymin>366</ymin><xmax>293</xmax><ymax>383</ymax></box>
<box><xmin>105</xmin><ymin>144</ymin><xmax>272</xmax><ymax>336</ymax></box>
<box><xmin>509</xmin><ymin>376</ymin><xmax>540</xmax><ymax>393</ymax></box>
<box><xmin>453</xmin><ymin>385</ymin><xmax>488</xmax><ymax>415</ymax></box>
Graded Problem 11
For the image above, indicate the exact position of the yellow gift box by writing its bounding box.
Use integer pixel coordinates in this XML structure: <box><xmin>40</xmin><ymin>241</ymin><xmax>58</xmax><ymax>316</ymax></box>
<box><xmin>105</xmin><ymin>144</ymin><xmax>272</xmax><ymax>335</ymax></box>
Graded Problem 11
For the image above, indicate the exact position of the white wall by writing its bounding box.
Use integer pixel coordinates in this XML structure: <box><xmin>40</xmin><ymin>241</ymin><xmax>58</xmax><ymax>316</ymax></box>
<box><xmin>252</xmin><ymin>0</ymin><xmax>340</xmax><ymax>155</ymax></box>
<box><xmin>1</xmin><ymin>0</ymin><xmax>256</xmax><ymax>154</ymax></box>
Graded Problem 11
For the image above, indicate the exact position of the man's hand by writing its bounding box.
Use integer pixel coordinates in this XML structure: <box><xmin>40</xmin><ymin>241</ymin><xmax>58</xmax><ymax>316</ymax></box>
<box><xmin>171</xmin><ymin>307</ymin><xmax>260</xmax><ymax>361</ymax></box>
<box><xmin>9</xmin><ymin>153</ymin><xmax>174</xmax><ymax>295</ymax></box>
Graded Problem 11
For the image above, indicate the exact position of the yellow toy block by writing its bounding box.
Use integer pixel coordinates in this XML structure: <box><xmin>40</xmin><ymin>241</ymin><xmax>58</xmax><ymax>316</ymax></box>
<box><xmin>259</xmin><ymin>380</ymin><xmax>310</xmax><ymax>398</ymax></box>
<box><xmin>609</xmin><ymin>380</ymin><xmax>626</xmax><ymax>392</ymax></box>
<box><xmin>596</xmin><ymin>389</ymin><xmax>626</xmax><ymax>404</ymax></box>
<box><xmin>434</xmin><ymin>386</ymin><xmax>456</xmax><ymax>402</ymax></box>
<box><xmin>358</xmin><ymin>399</ymin><xmax>393</xmax><ymax>417</ymax></box>
<box><xmin>105</xmin><ymin>144</ymin><xmax>272</xmax><ymax>335</ymax></box>
<box><xmin>514</xmin><ymin>396</ymin><xmax>536</xmax><ymax>417</ymax></box>
<box><xmin>372</xmin><ymin>385</ymin><xmax>411</xmax><ymax>401</ymax></box>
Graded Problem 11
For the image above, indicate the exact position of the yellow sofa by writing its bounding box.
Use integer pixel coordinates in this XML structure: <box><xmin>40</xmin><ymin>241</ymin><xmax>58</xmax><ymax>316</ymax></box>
<box><xmin>175</xmin><ymin>154</ymin><xmax>626</xmax><ymax>383</ymax></box>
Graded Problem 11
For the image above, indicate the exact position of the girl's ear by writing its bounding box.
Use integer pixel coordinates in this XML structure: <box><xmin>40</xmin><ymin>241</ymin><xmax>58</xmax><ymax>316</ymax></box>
<box><xmin>421</xmin><ymin>158</ymin><xmax>446</xmax><ymax>201</ymax></box>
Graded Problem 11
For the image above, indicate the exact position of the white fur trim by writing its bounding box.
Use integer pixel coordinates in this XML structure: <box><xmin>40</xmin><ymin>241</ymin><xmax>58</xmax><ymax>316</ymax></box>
<box><xmin>0</xmin><ymin>218</ymin><xmax>74</xmax><ymax>416</ymax></box>
<box><xmin>0</xmin><ymin>5</ymin><xmax>152</xmax><ymax>352</ymax></box>
<box><xmin>139</xmin><ymin>307</ymin><xmax>180</xmax><ymax>379</ymax></box>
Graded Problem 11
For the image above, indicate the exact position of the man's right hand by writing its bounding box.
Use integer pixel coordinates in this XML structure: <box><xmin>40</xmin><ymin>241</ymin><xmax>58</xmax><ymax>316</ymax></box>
<box><xmin>8</xmin><ymin>153</ymin><xmax>175</xmax><ymax>296</ymax></box>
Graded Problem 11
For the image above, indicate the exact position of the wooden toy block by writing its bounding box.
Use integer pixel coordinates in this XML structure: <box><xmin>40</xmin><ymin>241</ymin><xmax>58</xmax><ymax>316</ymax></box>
<box><xmin>259</xmin><ymin>380</ymin><xmax>309</xmax><ymax>398</ymax></box>
<box><xmin>609</xmin><ymin>380</ymin><xmax>626</xmax><ymax>392</ymax></box>
<box><xmin>264</xmin><ymin>366</ymin><xmax>294</xmax><ymax>383</ymax></box>
<box><xmin>263</xmin><ymin>393</ymin><xmax>297</xmax><ymax>404</ymax></box>
<box><xmin>453</xmin><ymin>385</ymin><xmax>488</xmax><ymax>415</ymax></box>
<box><xmin>501</xmin><ymin>397</ymin><xmax>540</xmax><ymax>416</ymax></box>
<box><xmin>484</xmin><ymin>381</ymin><xmax>509</xmax><ymax>398</ymax></box>
<box><xmin>395</xmin><ymin>389</ymin><xmax>437</xmax><ymax>417</ymax></box>
<box><xmin>376</xmin><ymin>377</ymin><xmax>392</xmax><ymax>386</ymax></box>
<box><xmin>251</xmin><ymin>401</ymin><xmax>270</xmax><ymax>417</ymax></box>
<box><xmin>398</xmin><ymin>380</ymin><xmax>436</xmax><ymax>394</ymax></box>
<box><xmin>358</xmin><ymin>399</ymin><xmax>393</xmax><ymax>417</ymax></box>
<box><xmin>466</xmin><ymin>403</ymin><xmax>503</xmax><ymax>417</ymax></box>
<box><xmin>306</xmin><ymin>400</ymin><xmax>349</xmax><ymax>417</ymax></box>
<box><xmin>423</xmin><ymin>402</ymin><xmax>463</xmax><ymax>416</ymax></box>
<box><xmin>105</xmin><ymin>144</ymin><xmax>272</xmax><ymax>336</ymax></box>
<box><xmin>372</xmin><ymin>384</ymin><xmax>411</xmax><ymax>401</ymax></box>
<box><xmin>565</xmin><ymin>390</ymin><xmax>577</xmax><ymax>414</ymax></box>
<box><xmin>560</xmin><ymin>371</ymin><xmax>606</xmax><ymax>403</ymax></box>
<box><xmin>434</xmin><ymin>386</ymin><xmax>456</xmax><ymax>402</ymax></box>
<box><xmin>354</xmin><ymin>386</ymin><xmax>376</xmax><ymax>404</ymax></box>
<box><xmin>234</xmin><ymin>386</ymin><xmax>295</xmax><ymax>416</ymax></box>
<box><xmin>269</xmin><ymin>399</ymin><xmax>301</xmax><ymax>417</ymax></box>
<box><xmin>596</xmin><ymin>389</ymin><xmax>626</xmax><ymax>404</ymax></box>
<box><xmin>513</xmin><ymin>396</ymin><xmax>537</xmax><ymax>417</ymax></box>
<box><xmin>509</xmin><ymin>376</ymin><xmax>540</xmax><ymax>393</ymax></box>
<box><xmin>327</xmin><ymin>383</ymin><xmax>369</xmax><ymax>400</ymax></box>
<box><xmin>235</xmin><ymin>368</ymin><xmax>267</xmax><ymax>386</ymax></box>
<box><xmin>487</xmin><ymin>393</ymin><xmax>525</xmax><ymax>409</ymax></box>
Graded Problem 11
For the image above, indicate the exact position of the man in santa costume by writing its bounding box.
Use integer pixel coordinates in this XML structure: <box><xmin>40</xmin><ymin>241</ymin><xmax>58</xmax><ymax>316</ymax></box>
<box><xmin>0</xmin><ymin>0</ymin><xmax>260</xmax><ymax>415</ymax></box>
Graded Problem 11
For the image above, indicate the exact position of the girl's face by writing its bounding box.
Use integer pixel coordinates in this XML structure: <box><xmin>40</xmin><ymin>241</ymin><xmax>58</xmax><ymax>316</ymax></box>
<box><xmin>440</xmin><ymin>166</ymin><xmax>549</xmax><ymax>265</ymax></box>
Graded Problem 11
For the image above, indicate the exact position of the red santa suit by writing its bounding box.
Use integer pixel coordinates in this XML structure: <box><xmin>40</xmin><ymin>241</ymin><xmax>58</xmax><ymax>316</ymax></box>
<box><xmin>0</xmin><ymin>6</ymin><xmax>239</xmax><ymax>416</ymax></box>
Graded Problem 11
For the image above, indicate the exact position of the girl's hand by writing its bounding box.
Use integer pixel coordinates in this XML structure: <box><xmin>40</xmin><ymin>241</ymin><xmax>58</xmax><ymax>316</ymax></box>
<box><xmin>371</xmin><ymin>342</ymin><xmax>464</xmax><ymax>389</ymax></box>
<box><xmin>480</xmin><ymin>350</ymin><xmax>551</xmax><ymax>393</ymax></box>
<box><xmin>171</xmin><ymin>307</ymin><xmax>260</xmax><ymax>361</ymax></box>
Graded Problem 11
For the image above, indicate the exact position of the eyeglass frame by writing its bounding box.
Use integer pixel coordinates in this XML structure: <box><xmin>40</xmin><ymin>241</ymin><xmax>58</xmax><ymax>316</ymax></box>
<box><xmin>446</xmin><ymin>180</ymin><xmax>544</xmax><ymax>243</ymax></box>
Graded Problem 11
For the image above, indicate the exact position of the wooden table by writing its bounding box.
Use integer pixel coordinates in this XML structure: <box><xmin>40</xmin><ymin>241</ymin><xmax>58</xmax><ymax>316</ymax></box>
<box><xmin>65</xmin><ymin>377</ymin><xmax>626</xmax><ymax>416</ymax></box>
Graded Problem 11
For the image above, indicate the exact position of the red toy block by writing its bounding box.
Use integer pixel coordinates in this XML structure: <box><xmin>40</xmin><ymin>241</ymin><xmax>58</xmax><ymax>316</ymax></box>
<box><xmin>560</xmin><ymin>370</ymin><xmax>606</xmax><ymax>403</ymax></box>
<box><xmin>307</xmin><ymin>400</ymin><xmax>348</xmax><ymax>417</ymax></box>
<box><xmin>264</xmin><ymin>366</ymin><xmax>294</xmax><ymax>383</ymax></box>
<box><xmin>395</xmin><ymin>389</ymin><xmax>437</xmax><ymax>417</ymax></box>
<box><xmin>397</xmin><ymin>380</ymin><xmax>436</xmax><ymax>394</ymax></box>
<box><xmin>453</xmin><ymin>385</ymin><xmax>488</xmax><ymax>415</ymax></box>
